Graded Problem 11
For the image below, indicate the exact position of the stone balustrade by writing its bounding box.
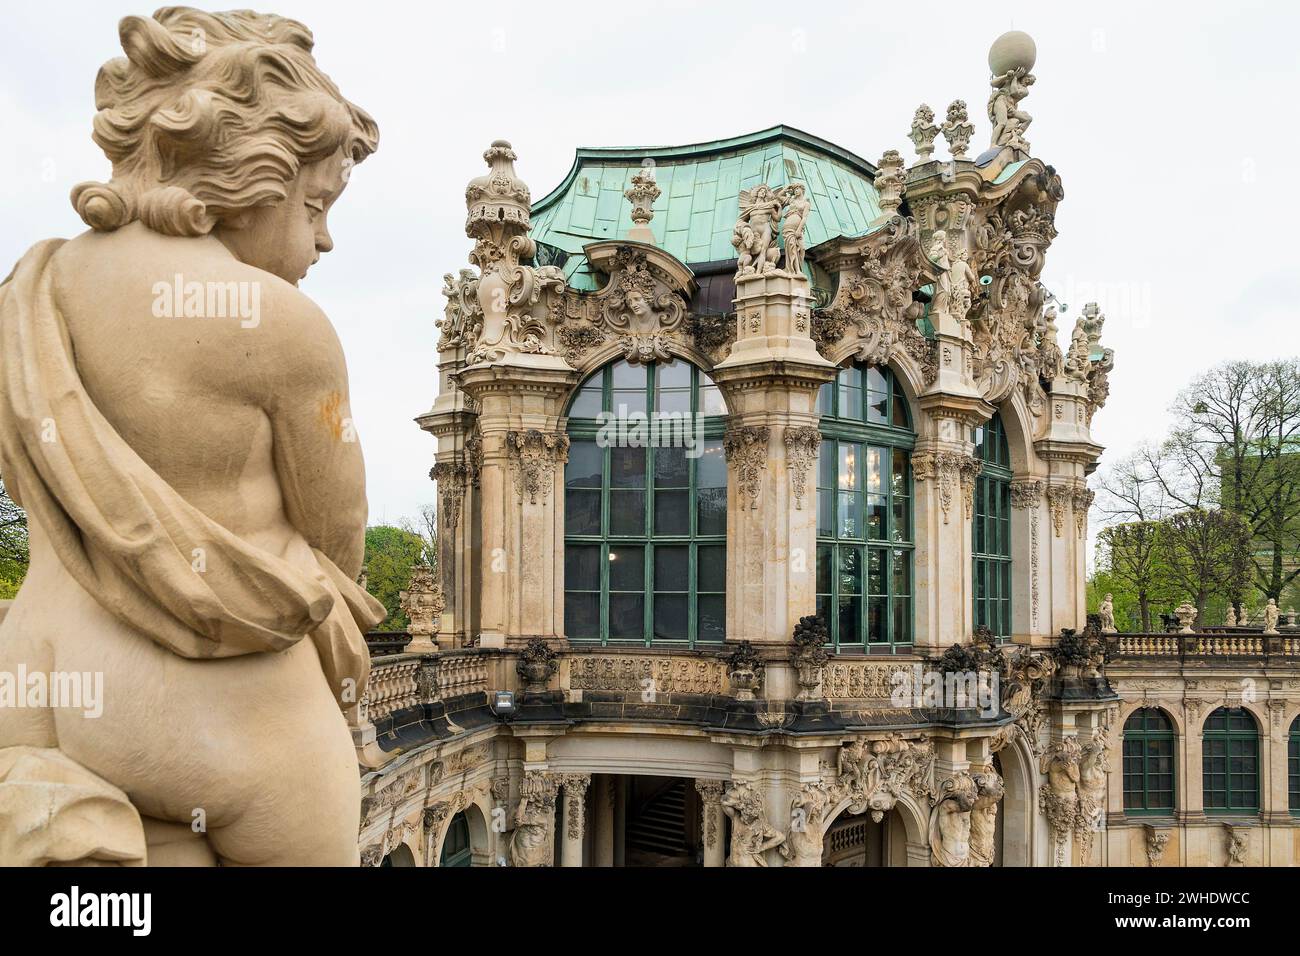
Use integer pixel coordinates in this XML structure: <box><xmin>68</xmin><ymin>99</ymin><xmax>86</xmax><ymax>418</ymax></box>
<box><xmin>437</xmin><ymin>650</ymin><xmax>491</xmax><ymax>701</ymax></box>
<box><xmin>361</xmin><ymin>654</ymin><xmax>422</xmax><ymax>722</ymax></box>
<box><xmin>1107</xmin><ymin>631</ymin><xmax>1300</xmax><ymax>660</ymax></box>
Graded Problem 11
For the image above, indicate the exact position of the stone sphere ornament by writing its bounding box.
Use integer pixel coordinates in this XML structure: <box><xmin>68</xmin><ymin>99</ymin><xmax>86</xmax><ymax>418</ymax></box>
<box><xmin>988</xmin><ymin>30</ymin><xmax>1037</xmax><ymax>75</ymax></box>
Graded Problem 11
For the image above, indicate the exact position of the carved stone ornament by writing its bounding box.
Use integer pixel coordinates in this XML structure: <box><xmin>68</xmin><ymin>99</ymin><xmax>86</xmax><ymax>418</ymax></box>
<box><xmin>720</xmin><ymin>781</ymin><xmax>785</xmax><ymax>866</ymax></box>
<box><xmin>810</xmin><ymin>216</ymin><xmax>938</xmax><ymax>385</ymax></box>
<box><xmin>725</xmin><ymin>640</ymin><xmax>765</xmax><ymax>702</ymax></box>
<box><xmin>987</xmin><ymin>32</ymin><xmax>1037</xmax><ymax>153</ymax></box>
<box><xmin>561</xmin><ymin>774</ymin><xmax>590</xmax><ymax>841</ymax></box>
<box><xmin>624</xmin><ymin>162</ymin><xmax>660</xmax><ymax>239</ymax></box>
<box><xmin>399</xmin><ymin>564</ymin><xmax>444</xmax><ymax>638</ymax></box>
<box><xmin>505</xmin><ymin>429</ymin><xmax>569</xmax><ymax>505</ymax></box>
<box><xmin>554</xmin><ymin>243</ymin><xmax>696</xmax><ymax>365</ymax></box>
<box><xmin>1046</xmin><ymin>484</ymin><xmax>1071</xmax><ymax>537</ymax></box>
<box><xmin>941</xmin><ymin>100</ymin><xmax>975</xmax><ymax>160</ymax></box>
<box><xmin>1144</xmin><ymin>825</ymin><xmax>1170</xmax><ymax>866</ymax></box>
<box><xmin>732</xmin><ymin>184</ymin><xmax>785</xmax><ymax>278</ymax></box>
<box><xmin>431</xmin><ymin>461</ymin><xmax>467</xmax><ymax>536</ymax></box>
<box><xmin>967</xmin><ymin>166</ymin><xmax>1063</xmax><ymax>409</ymax></box>
<box><xmin>912</xmin><ymin>450</ymin><xmax>978</xmax><ymax>524</ymax></box>
<box><xmin>909</xmin><ymin>104</ymin><xmax>939</xmax><ymax>162</ymax></box>
<box><xmin>790</xmin><ymin>613</ymin><xmax>830</xmax><ymax>701</ymax></box>
<box><xmin>1038</xmin><ymin>736</ymin><xmax>1082</xmax><ymax>866</ymax></box>
<box><xmin>1074</xmin><ymin>727</ymin><xmax>1110</xmax><ymax>865</ymax></box>
<box><xmin>969</xmin><ymin>769</ymin><xmax>1004</xmax><ymax>867</ymax></box>
<box><xmin>929</xmin><ymin>771</ymin><xmax>977</xmax><ymax>867</ymax></box>
<box><xmin>1224</xmin><ymin>824</ymin><xmax>1248</xmax><ymax>867</ymax></box>
<box><xmin>874</xmin><ymin>150</ymin><xmax>906</xmax><ymax>218</ymax></box>
<box><xmin>724</xmin><ymin>425</ymin><xmax>770</xmax><ymax>510</ymax></box>
<box><xmin>516</xmin><ymin>638</ymin><xmax>557</xmax><ymax>693</ymax></box>
<box><xmin>833</xmin><ymin>733</ymin><xmax>936</xmax><ymax>823</ymax></box>
<box><xmin>784</xmin><ymin>426</ymin><xmax>821</xmax><ymax>511</ymax></box>
<box><xmin>509</xmin><ymin>771</ymin><xmax>557</xmax><ymax>867</ymax></box>
<box><xmin>437</xmin><ymin>269</ymin><xmax>482</xmax><ymax>351</ymax></box>
<box><xmin>779</xmin><ymin>782</ymin><xmax>833</xmax><ymax>867</ymax></box>
<box><xmin>1072</xmin><ymin>485</ymin><xmax>1094</xmax><ymax>537</ymax></box>
<box><xmin>461</xmin><ymin>141</ymin><xmax>568</xmax><ymax>364</ymax></box>
<box><xmin>695</xmin><ymin>780</ymin><xmax>724</xmax><ymax>850</ymax></box>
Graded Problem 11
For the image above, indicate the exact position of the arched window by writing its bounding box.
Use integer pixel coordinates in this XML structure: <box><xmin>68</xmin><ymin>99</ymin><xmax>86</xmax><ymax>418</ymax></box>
<box><xmin>1289</xmin><ymin>715</ymin><xmax>1300</xmax><ymax>814</ymax></box>
<box><xmin>563</xmin><ymin>359</ymin><xmax>728</xmax><ymax>646</ymax></box>
<box><xmin>972</xmin><ymin>413</ymin><xmax>1012</xmax><ymax>641</ymax></box>
<box><xmin>1122</xmin><ymin>707</ymin><xmax>1175</xmax><ymax>815</ymax></box>
<box><xmin>439</xmin><ymin>811</ymin><xmax>472</xmax><ymax>867</ymax></box>
<box><xmin>814</xmin><ymin>365</ymin><xmax>914</xmax><ymax>651</ymax></box>
<box><xmin>1202</xmin><ymin>707</ymin><xmax>1259</xmax><ymax>814</ymax></box>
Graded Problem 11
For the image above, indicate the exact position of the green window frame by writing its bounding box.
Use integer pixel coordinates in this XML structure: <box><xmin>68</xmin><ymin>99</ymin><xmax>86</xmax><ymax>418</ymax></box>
<box><xmin>1202</xmin><ymin>707</ymin><xmax>1260</xmax><ymax>815</ymax></box>
<box><xmin>1289</xmin><ymin>715</ymin><xmax>1300</xmax><ymax>814</ymax></box>
<box><xmin>814</xmin><ymin>365</ymin><xmax>914</xmax><ymax>652</ymax></box>
<box><xmin>563</xmin><ymin>359</ymin><xmax>728</xmax><ymax>647</ymax></box>
<box><xmin>439</xmin><ymin>811</ymin><xmax>472</xmax><ymax>867</ymax></box>
<box><xmin>1122</xmin><ymin>707</ymin><xmax>1176</xmax><ymax>815</ymax></box>
<box><xmin>972</xmin><ymin>413</ymin><xmax>1012</xmax><ymax>641</ymax></box>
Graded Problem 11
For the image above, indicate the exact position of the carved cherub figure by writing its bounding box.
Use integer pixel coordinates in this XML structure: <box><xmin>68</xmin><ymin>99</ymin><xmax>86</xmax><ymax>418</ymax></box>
<box><xmin>0</xmin><ymin>7</ymin><xmax>383</xmax><ymax>866</ymax></box>
<box><xmin>732</xmin><ymin>185</ymin><xmax>784</xmax><ymax>278</ymax></box>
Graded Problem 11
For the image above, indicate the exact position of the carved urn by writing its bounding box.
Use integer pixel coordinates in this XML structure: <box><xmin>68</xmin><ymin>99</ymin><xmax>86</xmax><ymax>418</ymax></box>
<box><xmin>1174</xmin><ymin>602</ymin><xmax>1198</xmax><ymax>635</ymax></box>
<box><xmin>725</xmin><ymin>641</ymin><xmax>764</xmax><ymax>702</ymax></box>
<box><xmin>516</xmin><ymin>639</ymin><xmax>557</xmax><ymax>695</ymax></box>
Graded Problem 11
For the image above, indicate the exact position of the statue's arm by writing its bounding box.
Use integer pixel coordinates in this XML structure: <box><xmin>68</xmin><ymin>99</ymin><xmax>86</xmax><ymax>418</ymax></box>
<box><xmin>261</xmin><ymin>289</ymin><xmax>369</xmax><ymax>577</ymax></box>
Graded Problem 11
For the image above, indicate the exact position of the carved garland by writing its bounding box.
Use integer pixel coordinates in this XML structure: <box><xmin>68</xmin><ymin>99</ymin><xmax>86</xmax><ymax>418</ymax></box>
<box><xmin>505</xmin><ymin>429</ymin><xmax>569</xmax><ymax>505</ymax></box>
<box><xmin>724</xmin><ymin>425</ymin><xmax>770</xmax><ymax>510</ymax></box>
<box><xmin>783</xmin><ymin>426</ymin><xmax>821</xmax><ymax>511</ymax></box>
<box><xmin>1010</xmin><ymin>479</ymin><xmax>1043</xmax><ymax>628</ymax></box>
<box><xmin>1046</xmin><ymin>484</ymin><xmax>1071</xmax><ymax>538</ymax></box>
<box><xmin>912</xmin><ymin>450</ymin><xmax>979</xmax><ymax>524</ymax></box>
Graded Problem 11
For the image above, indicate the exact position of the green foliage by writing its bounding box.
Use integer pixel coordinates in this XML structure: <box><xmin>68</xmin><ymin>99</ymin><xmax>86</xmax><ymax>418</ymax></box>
<box><xmin>362</xmin><ymin>525</ymin><xmax>427</xmax><ymax>632</ymax></box>
<box><xmin>0</xmin><ymin>477</ymin><xmax>28</xmax><ymax>597</ymax></box>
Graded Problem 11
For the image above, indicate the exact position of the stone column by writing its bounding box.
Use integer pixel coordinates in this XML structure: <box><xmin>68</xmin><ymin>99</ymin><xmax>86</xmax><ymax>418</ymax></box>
<box><xmin>695</xmin><ymin>779</ymin><xmax>726</xmax><ymax>867</ymax></box>
<box><xmin>457</xmin><ymin>364</ymin><xmax>577</xmax><ymax>649</ymax></box>
<box><xmin>560</xmin><ymin>773</ymin><xmax>590</xmax><ymax>867</ymax></box>
<box><xmin>593</xmin><ymin>775</ymin><xmax>615</xmax><ymax>867</ymax></box>
<box><xmin>711</xmin><ymin>271</ymin><xmax>835</xmax><ymax>668</ymax></box>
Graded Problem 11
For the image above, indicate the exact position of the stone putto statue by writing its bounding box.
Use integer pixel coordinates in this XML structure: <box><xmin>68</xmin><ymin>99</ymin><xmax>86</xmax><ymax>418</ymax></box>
<box><xmin>0</xmin><ymin>7</ymin><xmax>383</xmax><ymax>866</ymax></box>
<box><xmin>1263</xmin><ymin>599</ymin><xmax>1280</xmax><ymax>635</ymax></box>
<box><xmin>1098</xmin><ymin>593</ymin><xmax>1116</xmax><ymax>633</ymax></box>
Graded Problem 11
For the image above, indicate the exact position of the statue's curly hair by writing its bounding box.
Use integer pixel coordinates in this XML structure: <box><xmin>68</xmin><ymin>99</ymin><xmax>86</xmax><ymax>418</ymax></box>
<box><xmin>71</xmin><ymin>7</ymin><xmax>379</xmax><ymax>237</ymax></box>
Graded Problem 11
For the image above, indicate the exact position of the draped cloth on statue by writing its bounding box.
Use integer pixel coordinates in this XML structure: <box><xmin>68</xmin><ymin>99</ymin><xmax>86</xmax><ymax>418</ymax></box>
<box><xmin>0</xmin><ymin>746</ymin><xmax>146</xmax><ymax>866</ymax></box>
<box><xmin>0</xmin><ymin>240</ymin><xmax>382</xmax><ymax>706</ymax></box>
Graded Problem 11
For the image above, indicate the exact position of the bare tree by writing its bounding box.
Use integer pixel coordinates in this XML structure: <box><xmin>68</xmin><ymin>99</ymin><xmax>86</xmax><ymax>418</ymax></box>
<box><xmin>400</xmin><ymin>502</ymin><xmax>438</xmax><ymax>571</ymax></box>
<box><xmin>1159</xmin><ymin>508</ymin><xmax>1253</xmax><ymax>621</ymax></box>
<box><xmin>1168</xmin><ymin>359</ymin><xmax>1300</xmax><ymax>602</ymax></box>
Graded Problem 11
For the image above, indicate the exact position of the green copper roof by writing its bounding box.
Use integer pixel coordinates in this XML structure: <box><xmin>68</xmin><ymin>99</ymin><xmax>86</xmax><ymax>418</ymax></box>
<box><xmin>530</xmin><ymin>126</ymin><xmax>883</xmax><ymax>290</ymax></box>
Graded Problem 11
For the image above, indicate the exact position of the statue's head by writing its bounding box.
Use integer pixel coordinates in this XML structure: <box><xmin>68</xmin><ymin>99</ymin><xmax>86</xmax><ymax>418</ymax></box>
<box><xmin>71</xmin><ymin>8</ymin><xmax>379</xmax><ymax>284</ymax></box>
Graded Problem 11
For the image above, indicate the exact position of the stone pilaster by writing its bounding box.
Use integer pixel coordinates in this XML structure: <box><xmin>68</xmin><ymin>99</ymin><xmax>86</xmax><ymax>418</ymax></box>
<box><xmin>911</xmin><ymin>397</ymin><xmax>987</xmax><ymax>654</ymax></box>
<box><xmin>1009</xmin><ymin>477</ymin><xmax>1048</xmax><ymax>644</ymax></box>
<box><xmin>593</xmin><ymin>775</ymin><xmax>615</xmax><ymax>867</ymax></box>
<box><xmin>711</xmin><ymin>272</ymin><xmax>835</xmax><ymax>661</ymax></box>
<box><xmin>695</xmin><ymin>779</ymin><xmax>726</xmax><ymax>867</ymax></box>
<box><xmin>456</xmin><ymin>364</ymin><xmax>577</xmax><ymax>648</ymax></box>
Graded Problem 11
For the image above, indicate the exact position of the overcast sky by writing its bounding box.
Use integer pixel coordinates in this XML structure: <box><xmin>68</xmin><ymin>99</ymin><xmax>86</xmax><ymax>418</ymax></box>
<box><xmin>3</xmin><ymin>0</ymin><xmax>1297</xmax><ymax>530</ymax></box>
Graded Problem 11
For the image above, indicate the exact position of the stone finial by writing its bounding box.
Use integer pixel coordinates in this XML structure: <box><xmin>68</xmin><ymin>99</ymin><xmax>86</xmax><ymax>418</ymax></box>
<box><xmin>874</xmin><ymin>150</ymin><xmax>906</xmax><ymax>218</ymax></box>
<box><xmin>941</xmin><ymin>100</ymin><xmax>975</xmax><ymax>160</ymax></box>
<box><xmin>398</xmin><ymin>563</ymin><xmax>444</xmax><ymax>642</ymax></box>
<box><xmin>1080</xmin><ymin>302</ymin><xmax>1105</xmax><ymax>354</ymax></box>
<box><xmin>465</xmin><ymin>139</ymin><xmax>531</xmax><ymax>239</ymax></box>
<box><xmin>987</xmin><ymin>31</ymin><xmax>1037</xmax><ymax>154</ymax></box>
<box><xmin>909</xmin><ymin>104</ymin><xmax>939</xmax><ymax>162</ymax></box>
<box><xmin>624</xmin><ymin>160</ymin><xmax>661</xmax><ymax>244</ymax></box>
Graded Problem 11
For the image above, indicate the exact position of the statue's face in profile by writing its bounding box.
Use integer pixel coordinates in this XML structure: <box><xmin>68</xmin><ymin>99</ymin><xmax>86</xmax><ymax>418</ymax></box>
<box><xmin>216</xmin><ymin>147</ymin><xmax>351</xmax><ymax>285</ymax></box>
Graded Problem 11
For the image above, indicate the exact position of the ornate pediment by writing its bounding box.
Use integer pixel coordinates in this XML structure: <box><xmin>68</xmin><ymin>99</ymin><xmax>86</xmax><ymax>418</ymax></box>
<box><xmin>809</xmin><ymin>216</ymin><xmax>940</xmax><ymax>384</ymax></box>
<box><xmin>554</xmin><ymin>241</ymin><xmax>698</xmax><ymax>366</ymax></box>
